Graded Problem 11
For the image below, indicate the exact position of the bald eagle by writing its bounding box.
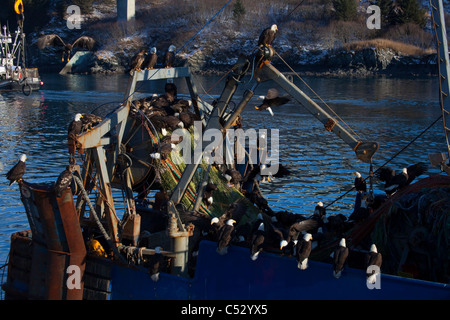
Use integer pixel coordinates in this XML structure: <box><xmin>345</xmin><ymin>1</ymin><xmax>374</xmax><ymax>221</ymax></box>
<box><xmin>68</xmin><ymin>113</ymin><xmax>83</xmax><ymax>137</ymax></box>
<box><xmin>333</xmin><ymin>238</ymin><xmax>349</xmax><ymax>279</ymax></box>
<box><xmin>149</xmin><ymin>246</ymin><xmax>163</xmax><ymax>282</ymax></box>
<box><xmin>250</xmin><ymin>222</ymin><xmax>266</xmax><ymax>261</ymax></box>
<box><xmin>130</xmin><ymin>49</ymin><xmax>147</xmax><ymax>73</ymax></box>
<box><xmin>296</xmin><ymin>233</ymin><xmax>313</xmax><ymax>270</ymax></box>
<box><xmin>143</xmin><ymin>47</ymin><xmax>158</xmax><ymax>69</ymax></box>
<box><xmin>37</xmin><ymin>34</ymin><xmax>96</xmax><ymax>62</ymax></box>
<box><xmin>163</xmin><ymin>45</ymin><xmax>176</xmax><ymax>68</ymax></box>
<box><xmin>54</xmin><ymin>164</ymin><xmax>75</xmax><ymax>197</ymax></box>
<box><xmin>67</xmin><ymin>113</ymin><xmax>83</xmax><ymax>162</ymax></box>
<box><xmin>6</xmin><ymin>154</ymin><xmax>27</xmax><ymax>186</ymax></box>
<box><xmin>255</xmin><ymin>88</ymin><xmax>290</xmax><ymax>116</ymax></box>
<box><xmin>376</xmin><ymin>162</ymin><xmax>427</xmax><ymax>196</ymax></box>
<box><xmin>365</xmin><ymin>244</ymin><xmax>382</xmax><ymax>284</ymax></box>
<box><xmin>217</xmin><ymin>219</ymin><xmax>236</xmax><ymax>255</ymax></box>
<box><xmin>354</xmin><ymin>171</ymin><xmax>367</xmax><ymax>193</ymax></box>
<box><xmin>258</xmin><ymin>24</ymin><xmax>278</xmax><ymax>47</ymax></box>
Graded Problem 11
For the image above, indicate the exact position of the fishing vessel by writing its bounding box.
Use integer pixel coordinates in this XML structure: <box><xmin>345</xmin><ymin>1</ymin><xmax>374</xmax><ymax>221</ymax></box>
<box><xmin>0</xmin><ymin>2</ymin><xmax>43</xmax><ymax>95</ymax></box>
<box><xmin>2</xmin><ymin>1</ymin><xmax>450</xmax><ymax>300</ymax></box>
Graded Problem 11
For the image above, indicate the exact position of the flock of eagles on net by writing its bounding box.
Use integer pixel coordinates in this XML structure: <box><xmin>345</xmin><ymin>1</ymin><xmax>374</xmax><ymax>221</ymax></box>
<box><xmin>6</xmin><ymin>24</ymin><xmax>428</xmax><ymax>282</ymax></box>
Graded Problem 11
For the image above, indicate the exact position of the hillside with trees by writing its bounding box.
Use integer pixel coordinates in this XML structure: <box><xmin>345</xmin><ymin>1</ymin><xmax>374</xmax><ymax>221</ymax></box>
<box><xmin>1</xmin><ymin>0</ymin><xmax>446</xmax><ymax>75</ymax></box>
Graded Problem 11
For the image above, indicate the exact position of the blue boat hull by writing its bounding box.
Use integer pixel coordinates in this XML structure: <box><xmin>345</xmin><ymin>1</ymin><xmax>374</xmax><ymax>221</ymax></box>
<box><xmin>109</xmin><ymin>241</ymin><xmax>450</xmax><ymax>300</ymax></box>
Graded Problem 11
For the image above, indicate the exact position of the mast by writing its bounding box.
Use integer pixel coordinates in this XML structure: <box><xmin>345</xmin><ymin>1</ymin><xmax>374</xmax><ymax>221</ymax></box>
<box><xmin>14</xmin><ymin>0</ymin><xmax>25</xmax><ymax>68</ymax></box>
<box><xmin>430</xmin><ymin>0</ymin><xmax>450</xmax><ymax>173</ymax></box>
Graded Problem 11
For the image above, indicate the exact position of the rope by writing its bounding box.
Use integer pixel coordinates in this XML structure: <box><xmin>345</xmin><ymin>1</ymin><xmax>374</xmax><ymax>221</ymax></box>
<box><xmin>279</xmin><ymin>0</ymin><xmax>307</xmax><ymax>25</ymax></box>
<box><xmin>325</xmin><ymin>114</ymin><xmax>443</xmax><ymax>209</ymax></box>
<box><xmin>272</xmin><ymin>49</ymin><xmax>362</xmax><ymax>140</ymax></box>
<box><xmin>73</xmin><ymin>175</ymin><xmax>128</xmax><ymax>264</ymax></box>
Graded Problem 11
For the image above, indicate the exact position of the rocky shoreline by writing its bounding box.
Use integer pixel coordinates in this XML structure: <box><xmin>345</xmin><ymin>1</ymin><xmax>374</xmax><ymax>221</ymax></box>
<box><xmin>33</xmin><ymin>46</ymin><xmax>437</xmax><ymax>78</ymax></box>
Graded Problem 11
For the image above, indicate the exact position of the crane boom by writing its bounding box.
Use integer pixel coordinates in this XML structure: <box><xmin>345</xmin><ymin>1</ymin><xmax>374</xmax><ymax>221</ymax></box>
<box><xmin>254</xmin><ymin>61</ymin><xmax>379</xmax><ymax>163</ymax></box>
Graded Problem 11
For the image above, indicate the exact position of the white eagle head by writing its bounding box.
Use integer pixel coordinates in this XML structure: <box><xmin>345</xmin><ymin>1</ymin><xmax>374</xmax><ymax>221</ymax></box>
<box><xmin>74</xmin><ymin>113</ymin><xmax>83</xmax><ymax>121</ymax></box>
<box><xmin>303</xmin><ymin>233</ymin><xmax>313</xmax><ymax>242</ymax></box>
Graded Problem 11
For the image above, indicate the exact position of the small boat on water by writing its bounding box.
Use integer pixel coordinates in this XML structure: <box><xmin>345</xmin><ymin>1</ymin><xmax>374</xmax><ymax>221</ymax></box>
<box><xmin>2</xmin><ymin>1</ymin><xmax>450</xmax><ymax>300</ymax></box>
<box><xmin>0</xmin><ymin>2</ymin><xmax>43</xmax><ymax>95</ymax></box>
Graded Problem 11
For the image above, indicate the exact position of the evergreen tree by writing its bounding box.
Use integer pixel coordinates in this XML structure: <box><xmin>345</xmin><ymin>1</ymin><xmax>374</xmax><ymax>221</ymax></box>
<box><xmin>233</xmin><ymin>0</ymin><xmax>246</xmax><ymax>25</ymax></box>
<box><xmin>395</xmin><ymin>0</ymin><xmax>426</xmax><ymax>28</ymax></box>
<box><xmin>373</xmin><ymin>0</ymin><xmax>396</xmax><ymax>28</ymax></box>
<box><xmin>332</xmin><ymin>0</ymin><xmax>357</xmax><ymax>21</ymax></box>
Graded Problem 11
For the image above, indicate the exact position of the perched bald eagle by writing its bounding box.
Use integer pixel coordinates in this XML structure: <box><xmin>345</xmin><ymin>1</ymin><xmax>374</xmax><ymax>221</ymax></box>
<box><xmin>149</xmin><ymin>246</ymin><xmax>163</xmax><ymax>282</ymax></box>
<box><xmin>258</xmin><ymin>24</ymin><xmax>278</xmax><ymax>47</ymax></box>
<box><xmin>130</xmin><ymin>49</ymin><xmax>147</xmax><ymax>73</ymax></box>
<box><xmin>296</xmin><ymin>233</ymin><xmax>313</xmax><ymax>270</ymax></box>
<box><xmin>216</xmin><ymin>219</ymin><xmax>236</xmax><ymax>255</ymax></box>
<box><xmin>6</xmin><ymin>154</ymin><xmax>27</xmax><ymax>186</ymax></box>
<box><xmin>54</xmin><ymin>164</ymin><xmax>75</xmax><ymax>197</ymax></box>
<box><xmin>354</xmin><ymin>171</ymin><xmax>367</xmax><ymax>193</ymax></box>
<box><xmin>255</xmin><ymin>88</ymin><xmax>290</xmax><ymax>116</ymax></box>
<box><xmin>365</xmin><ymin>244</ymin><xmax>382</xmax><ymax>284</ymax></box>
<box><xmin>68</xmin><ymin>113</ymin><xmax>83</xmax><ymax>163</ymax></box>
<box><xmin>332</xmin><ymin>238</ymin><xmax>349</xmax><ymax>279</ymax></box>
<box><xmin>224</xmin><ymin>169</ymin><xmax>242</xmax><ymax>187</ymax></box>
<box><xmin>81</xmin><ymin>113</ymin><xmax>103</xmax><ymax>131</ymax></box>
<box><xmin>143</xmin><ymin>47</ymin><xmax>158</xmax><ymax>69</ymax></box>
<box><xmin>203</xmin><ymin>183</ymin><xmax>217</xmax><ymax>206</ymax></box>
<box><xmin>37</xmin><ymin>34</ymin><xmax>96</xmax><ymax>62</ymax></box>
<box><xmin>163</xmin><ymin>45</ymin><xmax>176</xmax><ymax>68</ymax></box>
<box><xmin>150</xmin><ymin>142</ymin><xmax>176</xmax><ymax>160</ymax></box>
<box><xmin>250</xmin><ymin>222</ymin><xmax>266</xmax><ymax>261</ymax></box>
<box><xmin>68</xmin><ymin>113</ymin><xmax>83</xmax><ymax>137</ymax></box>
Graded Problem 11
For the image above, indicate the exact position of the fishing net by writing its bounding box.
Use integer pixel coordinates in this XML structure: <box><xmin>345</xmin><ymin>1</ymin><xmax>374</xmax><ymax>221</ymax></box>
<box><xmin>312</xmin><ymin>175</ymin><xmax>450</xmax><ymax>283</ymax></box>
<box><xmin>371</xmin><ymin>176</ymin><xmax>450</xmax><ymax>283</ymax></box>
<box><xmin>144</xmin><ymin>119</ymin><xmax>260</xmax><ymax>226</ymax></box>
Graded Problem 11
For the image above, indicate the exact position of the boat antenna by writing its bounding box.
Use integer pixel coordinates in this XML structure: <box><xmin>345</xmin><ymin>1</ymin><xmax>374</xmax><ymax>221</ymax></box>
<box><xmin>13</xmin><ymin>0</ymin><xmax>26</xmax><ymax>68</ymax></box>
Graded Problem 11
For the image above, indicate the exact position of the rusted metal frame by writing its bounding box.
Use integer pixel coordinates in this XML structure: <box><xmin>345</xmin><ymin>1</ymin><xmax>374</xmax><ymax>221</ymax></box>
<box><xmin>30</xmin><ymin>189</ymin><xmax>66</xmax><ymax>299</ymax></box>
<box><xmin>183</xmin><ymin>71</ymin><xmax>215</xmax><ymax>126</ymax></box>
<box><xmin>256</xmin><ymin>63</ymin><xmax>379</xmax><ymax>163</ymax></box>
<box><xmin>118</xmin><ymin>245</ymin><xmax>176</xmax><ymax>258</ymax></box>
<box><xmin>256</xmin><ymin>63</ymin><xmax>360</xmax><ymax>149</ymax></box>
<box><xmin>55</xmin><ymin>189</ymin><xmax>87</xmax><ymax>300</ymax></box>
<box><xmin>124</xmin><ymin>67</ymin><xmax>194</xmax><ymax>104</ymax></box>
<box><xmin>223</xmin><ymin>84</ymin><xmax>258</xmax><ymax>131</ymax></box>
<box><xmin>75</xmin><ymin>100</ymin><xmax>133</xmax><ymax>243</ymax></box>
<box><xmin>184</xmin><ymin>71</ymin><xmax>203</xmax><ymax>119</ymax></box>
<box><xmin>169</xmin><ymin>60</ymin><xmax>251</xmax><ymax>205</ymax></box>
<box><xmin>77</xmin><ymin>150</ymin><xmax>93</xmax><ymax>223</ymax></box>
<box><xmin>76</xmin><ymin>104</ymin><xmax>130</xmax><ymax>149</ymax></box>
<box><xmin>92</xmin><ymin>146</ymin><xmax>120</xmax><ymax>246</ymax></box>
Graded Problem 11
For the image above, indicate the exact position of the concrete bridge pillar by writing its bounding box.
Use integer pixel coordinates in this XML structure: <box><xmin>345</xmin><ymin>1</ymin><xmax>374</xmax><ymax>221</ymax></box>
<box><xmin>117</xmin><ymin>0</ymin><xmax>135</xmax><ymax>21</ymax></box>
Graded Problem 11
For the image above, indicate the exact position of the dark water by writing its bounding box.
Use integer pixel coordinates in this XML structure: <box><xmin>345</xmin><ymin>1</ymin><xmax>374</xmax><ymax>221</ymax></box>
<box><xmin>0</xmin><ymin>72</ymin><xmax>446</xmax><ymax>267</ymax></box>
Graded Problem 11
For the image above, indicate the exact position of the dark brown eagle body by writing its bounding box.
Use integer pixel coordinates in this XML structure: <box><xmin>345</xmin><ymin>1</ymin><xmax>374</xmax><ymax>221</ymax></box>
<box><xmin>37</xmin><ymin>34</ymin><xmax>95</xmax><ymax>62</ymax></box>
